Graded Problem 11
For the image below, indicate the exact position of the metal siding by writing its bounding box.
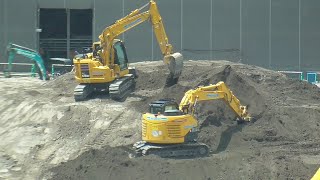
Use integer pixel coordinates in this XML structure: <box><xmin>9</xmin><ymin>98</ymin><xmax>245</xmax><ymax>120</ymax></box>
<box><xmin>183</xmin><ymin>0</ymin><xmax>211</xmax><ymax>60</ymax></box>
<box><xmin>67</xmin><ymin>0</ymin><xmax>93</xmax><ymax>9</ymax></box>
<box><xmin>93</xmin><ymin>0</ymin><xmax>120</xmax><ymax>40</ymax></box>
<box><xmin>271</xmin><ymin>0</ymin><xmax>299</xmax><ymax>70</ymax></box>
<box><xmin>242</xmin><ymin>0</ymin><xmax>269</xmax><ymax>67</ymax></box>
<box><xmin>152</xmin><ymin>0</ymin><xmax>181</xmax><ymax>61</ymax></box>
<box><xmin>3</xmin><ymin>0</ymin><xmax>37</xmax><ymax>64</ymax></box>
<box><xmin>93</xmin><ymin>0</ymin><xmax>122</xmax><ymax>59</ymax></box>
<box><xmin>121</xmin><ymin>0</ymin><xmax>152</xmax><ymax>61</ymax></box>
<box><xmin>1</xmin><ymin>0</ymin><xmax>320</xmax><ymax>70</ymax></box>
<box><xmin>38</xmin><ymin>0</ymin><xmax>66</xmax><ymax>9</ymax></box>
<box><xmin>38</xmin><ymin>0</ymin><xmax>93</xmax><ymax>9</ymax></box>
<box><xmin>301</xmin><ymin>0</ymin><xmax>320</xmax><ymax>71</ymax></box>
<box><xmin>0</xmin><ymin>0</ymin><xmax>4</xmax><ymax>63</ymax></box>
<box><xmin>213</xmin><ymin>0</ymin><xmax>240</xmax><ymax>61</ymax></box>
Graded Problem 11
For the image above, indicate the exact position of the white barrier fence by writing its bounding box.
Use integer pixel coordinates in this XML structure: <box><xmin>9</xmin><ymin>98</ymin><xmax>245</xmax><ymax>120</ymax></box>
<box><xmin>0</xmin><ymin>63</ymin><xmax>36</xmax><ymax>77</ymax></box>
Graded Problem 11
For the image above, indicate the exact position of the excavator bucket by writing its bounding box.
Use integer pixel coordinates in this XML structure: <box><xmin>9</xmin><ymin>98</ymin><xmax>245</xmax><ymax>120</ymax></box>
<box><xmin>166</xmin><ymin>52</ymin><xmax>183</xmax><ymax>79</ymax></box>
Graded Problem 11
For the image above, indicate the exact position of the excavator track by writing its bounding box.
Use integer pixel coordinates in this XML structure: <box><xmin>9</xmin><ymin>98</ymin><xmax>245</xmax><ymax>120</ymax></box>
<box><xmin>132</xmin><ymin>141</ymin><xmax>209</xmax><ymax>158</ymax></box>
<box><xmin>109</xmin><ymin>74</ymin><xmax>135</xmax><ymax>100</ymax></box>
<box><xmin>74</xmin><ymin>84</ymin><xmax>94</xmax><ymax>101</ymax></box>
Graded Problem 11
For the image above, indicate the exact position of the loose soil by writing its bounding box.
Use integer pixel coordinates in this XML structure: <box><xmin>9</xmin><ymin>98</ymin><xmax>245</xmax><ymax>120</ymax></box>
<box><xmin>0</xmin><ymin>60</ymin><xmax>319</xmax><ymax>180</ymax></box>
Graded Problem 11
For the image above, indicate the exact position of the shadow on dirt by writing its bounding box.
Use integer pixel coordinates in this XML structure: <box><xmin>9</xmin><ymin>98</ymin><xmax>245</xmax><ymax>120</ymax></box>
<box><xmin>211</xmin><ymin>123</ymin><xmax>245</xmax><ymax>154</ymax></box>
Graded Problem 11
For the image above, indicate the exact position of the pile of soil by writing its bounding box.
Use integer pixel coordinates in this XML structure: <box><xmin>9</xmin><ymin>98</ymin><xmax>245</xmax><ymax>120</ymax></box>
<box><xmin>38</xmin><ymin>60</ymin><xmax>320</xmax><ymax>179</ymax></box>
<box><xmin>44</xmin><ymin>72</ymin><xmax>77</xmax><ymax>94</ymax></box>
<box><xmin>132</xmin><ymin>62</ymin><xmax>320</xmax><ymax>145</ymax></box>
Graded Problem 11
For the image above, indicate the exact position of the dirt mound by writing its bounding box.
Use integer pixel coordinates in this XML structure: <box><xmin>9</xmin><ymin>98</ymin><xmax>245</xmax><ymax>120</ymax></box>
<box><xmin>132</xmin><ymin>62</ymin><xmax>320</xmax><ymax>144</ymax></box>
<box><xmin>131</xmin><ymin>64</ymin><xmax>267</xmax><ymax>149</ymax></box>
<box><xmin>40</xmin><ymin>145</ymin><xmax>240</xmax><ymax>180</ymax></box>
<box><xmin>134</xmin><ymin>64</ymin><xmax>170</xmax><ymax>91</ymax></box>
<box><xmin>44</xmin><ymin>72</ymin><xmax>77</xmax><ymax>94</ymax></box>
<box><xmin>56</xmin><ymin>105</ymin><xmax>92</xmax><ymax>139</ymax></box>
<box><xmin>45</xmin><ymin>144</ymin><xmax>318</xmax><ymax>180</ymax></box>
<box><xmin>36</xmin><ymin>60</ymin><xmax>320</xmax><ymax>179</ymax></box>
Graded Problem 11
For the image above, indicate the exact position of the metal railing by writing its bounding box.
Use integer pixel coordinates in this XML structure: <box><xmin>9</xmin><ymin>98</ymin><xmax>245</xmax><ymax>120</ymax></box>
<box><xmin>51</xmin><ymin>64</ymin><xmax>74</xmax><ymax>78</ymax></box>
<box><xmin>40</xmin><ymin>38</ymin><xmax>92</xmax><ymax>51</ymax></box>
<box><xmin>0</xmin><ymin>63</ymin><xmax>36</xmax><ymax>78</ymax></box>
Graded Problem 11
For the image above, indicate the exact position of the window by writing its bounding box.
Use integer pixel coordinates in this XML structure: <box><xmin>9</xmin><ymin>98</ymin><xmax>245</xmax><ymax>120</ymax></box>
<box><xmin>165</xmin><ymin>105</ymin><xmax>178</xmax><ymax>112</ymax></box>
<box><xmin>150</xmin><ymin>106</ymin><xmax>163</xmax><ymax>114</ymax></box>
<box><xmin>113</xmin><ymin>42</ymin><xmax>127</xmax><ymax>70</ymax></box>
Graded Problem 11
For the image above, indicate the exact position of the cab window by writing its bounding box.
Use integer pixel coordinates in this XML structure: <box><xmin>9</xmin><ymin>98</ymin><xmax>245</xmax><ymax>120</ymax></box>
<box><xmin>165</xmin><ymin>105</ymin><xmax>178</xmax><ymax>111</ymax></box>
<box><xmin>113</xmin><ymin>42</ymin><xmax>128</xmax><ymax>70</ymax></box>
<box><xmin>150</xmin><ymin>106</ymin><xmax>163</xmax><ymax>114</ymax></box>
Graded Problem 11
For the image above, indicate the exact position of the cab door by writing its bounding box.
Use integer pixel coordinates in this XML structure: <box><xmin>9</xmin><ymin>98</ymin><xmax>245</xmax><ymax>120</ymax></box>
<box><xmin>113</xmin><ymin>41</ymin><xmax>128</xmax><ymax>71</ymax></box>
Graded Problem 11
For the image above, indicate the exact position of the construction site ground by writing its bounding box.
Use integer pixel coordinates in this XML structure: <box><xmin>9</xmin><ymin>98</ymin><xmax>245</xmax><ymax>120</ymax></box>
<box><xmin>0</xmin><ymin>60</ymin><xmax>319</xmax><ymax>180</ymax></box>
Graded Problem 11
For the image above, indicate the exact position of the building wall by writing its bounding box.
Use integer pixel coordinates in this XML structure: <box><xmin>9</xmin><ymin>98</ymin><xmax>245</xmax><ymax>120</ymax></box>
<box><xmin>242</xmin><ymin>0</ymin><xmax>269</xmax><ymax>67</ymax></box>
<box><xmin>301</xmin><ymin>0</ymin><xmax>320</xmax><ymax>70</ymax></box>
<box><xmin>38</xmin><ymin>0</ymin><xmax>92</xmax><ymax>9</ymax></box>
<box><xmin>271</xmin><ymin>0</ymin><xmax>300</xmax><ymax>69</ymax></box>
<box><xmin>0</xmin><ymin>0</ymin><xmax>4</xmax><ymax>62</ymax></box>
<box><xmin>0</xmin><ymin>0</ymin><xmax>37</xmax><ymax>64</ymax></box>
<box><xmin>1</xmin><ymin>0</ymin><xmax>320</xmax><ymax>71</ymax></box>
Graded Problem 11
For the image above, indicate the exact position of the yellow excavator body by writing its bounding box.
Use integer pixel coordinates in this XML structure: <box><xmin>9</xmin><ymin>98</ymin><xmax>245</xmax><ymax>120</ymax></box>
<box><xmin>73</xmin><ymin>0</ymin><xmax>183</xmax><ymax>101</ymax></box>
<box><xmin>133</xmin><ymin>81</ymin><xmax>251</xmax><ymax>157</ymax></box>
<box><xmin>142</xmin><ymin>113</ymin><xmax>197</xmax><ymax>144</ymax></box>
<box><xmin>311</xmin><ymin>168</ymin><xmax>320</xmax><ymax>180</ymax></box>
<box><xmin>73</xmin><ymin>41</ymin><xmax>128</xmax><ymax>84</ymax></box>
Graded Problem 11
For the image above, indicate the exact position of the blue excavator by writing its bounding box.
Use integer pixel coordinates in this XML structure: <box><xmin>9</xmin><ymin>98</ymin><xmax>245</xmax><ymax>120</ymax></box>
<box><xmin>4</xmin><ymin>43</ymin><xmax>48</xmax><ymax>80</ymax></box>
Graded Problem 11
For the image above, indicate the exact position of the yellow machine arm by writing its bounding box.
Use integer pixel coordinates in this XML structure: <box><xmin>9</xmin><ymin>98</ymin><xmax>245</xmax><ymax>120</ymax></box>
<box><xmin>99</xmin><ymin>0</ymin><xmax>178</xmax><ymax>68</ymax></box>
<box><xmin>311</xmin><ymin>168</ymin><xmax>320</xmax><ymax>180</ymax></box>
<box><xmin>179</xmin><ymin>81</ymin><xmax>251</xmax><ymax>122</ymax></box>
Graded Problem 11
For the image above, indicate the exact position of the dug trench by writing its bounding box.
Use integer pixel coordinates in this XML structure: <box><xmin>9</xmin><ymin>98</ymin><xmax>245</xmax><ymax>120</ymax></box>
<box><xmin>40</xmin><ymin>60</ymin><xmax>320</xmax><ymax>180</ymax></box>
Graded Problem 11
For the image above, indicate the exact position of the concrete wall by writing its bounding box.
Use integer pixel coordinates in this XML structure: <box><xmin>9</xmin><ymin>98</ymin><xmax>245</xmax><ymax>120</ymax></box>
<box><xmin>1</xmin><ymin>0</ymin><xmax>320</xmax><ymax>71</ymax></box>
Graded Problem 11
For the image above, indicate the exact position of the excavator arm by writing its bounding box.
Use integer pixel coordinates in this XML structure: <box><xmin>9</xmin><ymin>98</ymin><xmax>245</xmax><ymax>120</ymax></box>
<box><xmin>312</xmin><ymin>168</ymin><xmax>320</xmax><ymax>180</ymax></box>
<box><xmin>179</xmin><ymin>81</ymin><xmax>251</xmax><ymax>122</ymax></box>
<box><xmin>5</xmin><ymin>43</ymin><xmax>47</xmax><ymax>80</ymax></box>
<box><xmin>98</xmin><ymin>0</ymin><xmax>182</xmax><ymax>77</ymax></box>
<box><xmin>135</xmin><ymin>81</ymin><xmax>251</xmax><ymax>157</ymax></box>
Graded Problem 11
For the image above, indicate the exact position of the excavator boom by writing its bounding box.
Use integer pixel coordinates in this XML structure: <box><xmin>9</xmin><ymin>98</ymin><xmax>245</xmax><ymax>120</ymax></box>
<box><xmin>73</xmin><ymin>0</ymin><xmax>183</xmax><ymax>101</ymax></box>
<box><xmin>312</xmin><ymin>168</ymin><xmax>320</xmax><ymax>180</ymax></box>
<box><xmin>5</xmin><ymin>43</ymin><xmax>47</xmax><ymax>80</ymax></box>
<box><xmin>98</xmin><ymin>0</ymin><xmax>182</xmax><ymax>77</ymax></box>
<box><xmin>179</xmin><ymin>81</ymin><xmax>251</xmax><ymax>122</ymax></box>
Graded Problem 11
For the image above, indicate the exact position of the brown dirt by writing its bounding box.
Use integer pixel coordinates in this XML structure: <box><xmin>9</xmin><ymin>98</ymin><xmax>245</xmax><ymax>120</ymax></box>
<box><xmin>0</xmin><ymin>60</ymin><xmax>319</xmax><ymax>180</ymax></box>
<box><xmin>46</xmin><ymin>61</ymin><xmax>320</xmax><ymax>180</ymax></box>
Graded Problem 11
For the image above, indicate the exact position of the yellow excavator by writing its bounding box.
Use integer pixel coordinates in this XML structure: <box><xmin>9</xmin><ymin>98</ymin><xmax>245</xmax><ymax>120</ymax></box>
<box><xmin>133</xmin><ymin>81</ymin><xmax>251</xmax><ymax>157</ymax></box>
<box><xmin>311</xmin><ymin>168</ymin><xmax>320</xmax><ymax>180</ymax></box>
<box><xmin>73</xmin><ymin>0</ymin><xmax>183</xmax><ymax>101</ymax></box>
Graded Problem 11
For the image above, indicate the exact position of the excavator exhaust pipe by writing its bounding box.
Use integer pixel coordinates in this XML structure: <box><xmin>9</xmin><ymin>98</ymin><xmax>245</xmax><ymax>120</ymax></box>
<box><xmin>166</xmin><ymin>52</ymin><xmax>184</xmax><ymax>79</ymax></box>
